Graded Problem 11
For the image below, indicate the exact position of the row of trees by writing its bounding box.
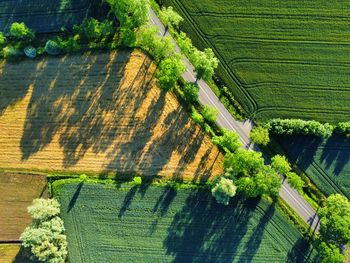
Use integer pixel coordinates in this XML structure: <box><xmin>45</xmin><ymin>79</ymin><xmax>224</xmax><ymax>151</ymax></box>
<box><xmin>20</xmin><ymin>198</ymin><xmax>68</xmax><ymax>263</ymax></box>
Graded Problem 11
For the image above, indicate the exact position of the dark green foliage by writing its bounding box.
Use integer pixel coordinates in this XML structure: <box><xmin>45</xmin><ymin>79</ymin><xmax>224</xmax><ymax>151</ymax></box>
<box><xmin>54</xmin><ymin>182</ymin><xmax>319</xmax><ymax>262</ymax></box>
<box><xmin>44</xmin><ymin>40</ymin><xmax>62</xmax><ymax>55</ymax></box>
<box><xmin>182</xmin><ymin>82</ymin><xmax>199</xmax><ymax>103</ymax></box>
<box><xmin>23</xmin><ymin>46</ymin><xmax>37</xmax><ymax>59</ymax></box>
<box><xmin>0</xmin><ymin>32</ymin><xmax>6</xmax><ymax>46</ymax></box>
<box><xmin>56</xmin><ymin>37</ymin><xmax>81</xmax><ymax>53</ymax></box>
<box><xmin>268</xmin><ymin>118</ymin><xmax>334</xmax><ymax>138</ymax></box>
<box><xmin>73</xmin><ymin>18</ymin><xmax>114</xmax><ymax>41</ymax></box>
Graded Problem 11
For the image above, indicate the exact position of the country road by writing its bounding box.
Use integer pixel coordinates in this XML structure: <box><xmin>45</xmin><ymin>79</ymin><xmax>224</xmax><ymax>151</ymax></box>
<box><xmin>149</xmin><ymin>8</ymin><xmax>320</xmax><ymax>232</ymax></box>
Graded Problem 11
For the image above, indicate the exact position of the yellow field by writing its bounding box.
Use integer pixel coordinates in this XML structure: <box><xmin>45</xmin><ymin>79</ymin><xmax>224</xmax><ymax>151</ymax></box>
<box><xmin>0</xmin><ymin>50</ymin><xmax>223</xmax><ymax>181</ymax></box>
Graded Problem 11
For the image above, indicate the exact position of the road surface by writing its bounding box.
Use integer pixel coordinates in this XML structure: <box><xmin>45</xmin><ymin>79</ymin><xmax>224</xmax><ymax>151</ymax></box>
<box><xmin>149</xmin><ymin>8</ymin><xmax>320</xmax><ymax>232</ymax></box>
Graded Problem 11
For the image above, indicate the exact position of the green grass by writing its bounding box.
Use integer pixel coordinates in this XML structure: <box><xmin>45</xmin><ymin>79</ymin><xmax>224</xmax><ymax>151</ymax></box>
<box><xmin>277</xmin><ymin>134</ymin><xmax>350</xmax><ymax>199</ymax></box>
<box><xmin>160</xmin><ymin>0</ymin><xmax>350</xmax><ymax>122</ymax></box>
<box><xmin>54</xmin><ymin>181</ymin><xmax>320</xmax><ymax>262</ymax></box>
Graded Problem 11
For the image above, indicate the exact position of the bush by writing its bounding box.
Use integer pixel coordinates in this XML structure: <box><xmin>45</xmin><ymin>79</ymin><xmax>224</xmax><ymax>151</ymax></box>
<box><xmin>250</xmin><ymin>126</ymin><xmax>270</xmax><ymax>146</ymax></box>
<box><xmin>133</xmin><ymin>176</ymin><xmax>142</xmax><ymax>185</ymax></box>
<box><xmin>57</xmin><ymin>36</ymin><xmax>81</xmax><ymax>52</ymax></box>
<box><xmin>24</xmin><ymin>46</ymin><xmax>37</xmax><ymax>59</ymax></box>
<box><xmin>191</xmin><ymin>108</ymin><xmax>204</xmax><ymax>125</ymax></box>
<box><xmin>2</xmin><ymin>45</ymin><xmax>20</xmax><ymax>59</ymax></box>
<box><xmin>182</xmin><ymin>82</ymin><xmax>199</xmax><ymax>103</ymax></box>
<box><xmin>73</xmin><ymin>18</ymin><xmax>114</xmax><ymax>41</ymax></box>
<box><xmin>202</xmin><ymin>105</ymin><xmax>218</xmax><ymax>123</ymax></box>
<box><xmin>10</xmin><ymin>22</ymin><xmax>34</xmax><ymax>41</ymax></box>
<box><xmin>0</xmin><ymin>32</ymin><xmax>6</xmax><ymax>46</ymax></box>
<box><xmin>211</xmin><ymin>176</ymin><xmax>237</xmax><ymax>205</ymax></box>
<box><xmin>44</xmin><ymin>40</ymin><xmax>62</xmax><ymax>55</ymax></box>
<box><xmin>20</xmin><ymin>198</ymin><xmax>68</xmax><ymax>263</ymax></box>
<box><xmin>267</xmin><ymin>118</ymin><xmax>334</xmax><ymax>138</ymax></box>
<box><xmin>212</xmin><ymin>129</ymin><xmax>241</xmax><ymax>153</ymax></box>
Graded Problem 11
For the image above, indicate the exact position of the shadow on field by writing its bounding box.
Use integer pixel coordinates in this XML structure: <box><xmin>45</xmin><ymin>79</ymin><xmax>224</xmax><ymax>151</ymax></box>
<box><xmin>0</xmin><ymin>0</ymin><xmax>109</xmax><ymax>34</ymax></box>
<box><xmin>163</xmin><ymin>190</ymin><xmax>262</xmax><ymax>263</ymax></box>
<box><xmin>67</xmin><ymin>181</ymin><xmax>84</xmax><ymax>213</ymax></box>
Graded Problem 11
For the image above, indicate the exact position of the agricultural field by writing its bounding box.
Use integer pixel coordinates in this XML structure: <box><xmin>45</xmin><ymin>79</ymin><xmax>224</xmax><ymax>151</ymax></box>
<box><xmin>0</xmin><ymin>172</ymin><xmax>47</xmax><ymax>241</ymax></box>
<box><xmin>0</xmin><ymin>0</ymin><xmax>108</xmax><ymax>34</ymax></box>
<box><xmin>277</xmin><ymin>135</ymin><xmax>350</xmax><ymax>198</ymax></box>
<box><xmin>0</xmin><ymin>244</ymin><xmax>30</xmax><ymax>263</ymax></box>
<box><xmin>161</xmin><ymin>0</ymin><xmax>350</xmax><ymax>122</ymax></box>
<box><xmin>0</xmin><ymin>50</ymin><xmax>223</xmax><ymax>181</ymax></box>
<box><xmin>54</xmin><ymin>181</ymin><xmax>320</xmax><ymax>263</ymax></box>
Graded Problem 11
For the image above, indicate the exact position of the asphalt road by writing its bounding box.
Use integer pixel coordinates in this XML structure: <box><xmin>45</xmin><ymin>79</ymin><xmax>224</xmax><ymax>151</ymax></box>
<box><xmin>149</xmin><ymin>8</ymin><xmax>320</xmax><ymax>232</ymax></box>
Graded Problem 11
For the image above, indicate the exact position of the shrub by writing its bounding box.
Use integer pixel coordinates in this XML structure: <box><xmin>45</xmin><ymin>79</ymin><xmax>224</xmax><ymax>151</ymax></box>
<box><xmin>44</xmin><ymin>40</ymin><xmax>62</xmax><ymax>55</ymax></box>
<box><xmin>10</xmin><ymin>22</ymin><xmax>34</xmax><ymax>40</ymax></box>
<box><xmin>0</xmin><ymin>32</ymin><xmax>6</xmax><ymax>46</ymax></box>
<box><xmin>23</xmin><ymin>46</ymin><xmax>37</xmax><ymax>59</ymax></box>
<box><xmin>211</xmin><ymin>176</ymin><xmax>237</xmax><ymax>205</ymax></box>
<box><xmin>250</xmin><ymin>126</ymin><xmax>270</xmax><ymax>146</ymax></box>
<box><xmin>202</xmin><ymin>105</ymin><xmax>218</xmax><ymax>123</ymax></box>
<box><xmin>182</xmin><ymin>82</ymin><xmax>199</xmax><ymax>103</ymax></box>
<box><xmin>191</xmin><ymin>108</ymin><xmax>204</xmax><ymax>125</ymax></box>
<box><xmin>73</xmin><ymin>18</ymin><xmax>114</xmax><ymax>41</ymax></box>
<box><xmin>20</xmin><ymin>198</ymin><xmax>68</xmax><ymax>263</ymax></box>
<box><xmin>2</xmin><ymin>45</ymin><xmax>20</xmax><ymax>59</ymax></box>
<box><xmin>57</xmin><ymin>36</ymin><xmax>81</xmax><ymax>52</ymax></box>
<box><xmin>133</xmin><ymin>176</ymin><xmax>142</xmax><ymax>185</ymax></box>
<box><xmin>267</xmin><ymin>118</ymin><xmax>334</xmax><ymax>138</ymax></box>
<box><xmin>212</xmin><ymin>129</ymin><xmax>241</xmax><ymax>153</ymax></box>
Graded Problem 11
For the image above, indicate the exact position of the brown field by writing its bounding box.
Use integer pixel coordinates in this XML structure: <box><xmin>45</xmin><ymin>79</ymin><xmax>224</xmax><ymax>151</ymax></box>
<box><xmin>0</xmin><ymin>172</ymin><xmax>47</xmax><ymax>240</ymax></box>
<box><xmin>0</xmin><ymin>244</ymin><xmax>30</xmax><ymax>263</ymax></box>
<box><xmin>0</xmin><ymin>50</ymin><xmax>223</xmax><ymax>181</ymax></box>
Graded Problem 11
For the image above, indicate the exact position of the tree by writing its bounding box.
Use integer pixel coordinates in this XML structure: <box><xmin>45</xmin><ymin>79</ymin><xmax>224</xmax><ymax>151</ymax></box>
<box><xmin>10</xmin><ymin>22</ymin><xmax>35</xmax><ymax>41</ymax></box>
<box><xmin>176</xmin><ymin>31</ymin><xmax>194</xmax><ymax>56</ymax></box>
<box><xmin>191</xmin><ymin>48</ymin><xmax>219</xmax><ymax>81</ymax></box>
<box><xmin>182</xmin><ymin>82</ymin><xmax>199</xmax><ymax>103</ymax></box>
<box><xmin>271</xmin><ymin>155</ymin><xmax>291</xmax><ymax>174</ymax></box>
<box><xmin>0</xmin><ymin>32</ymin><xmax>5</xmax><ymax>46</ymax></box>
<box><xmin>286</xmin><ymin>172</ymin><xmax>304</xmax><ymax>192</ymax></box>
<box><xmin>211</xmin><ymin>176</ymin><xmax>237</xmax><ymax>205</ymax></box>
<box><xmin>20</xmin><ymin>198</ymin><xmax>68</xmax><ymax>263</ymax></box>
<box><xmin>317</xmin><ymin>241</ymin><xmax>345</xmax><ymax>263</ymax></box>
<box><xmin>212</xmin><ymin>129</ymin><xmax>241</xmax><ymax>153</ymax></box>
<box><xmin>201</xmin><ymin>105</ymin><xmax>218</xmax><ymax>123</ymax></box>
<box><xmin>157</xmin><ymin>55</ymin><xmax>185</xmax><ymax>90</ymax></box>
<box><xmin>250</xmin><ymin>126</ymin><xmax>270</xmax><ymax>146</ymax></box>
<box><xmin>159</xmin><ymin>6</ymin><xmax>183</xmax><ymax>31</ymax></box>
<box><xmin>319</xmin><ymin>194</ymin><xmax>350</xmax><ymax>246</ymax></box>
<box><xmin>107</xmin><ymin>0</ymin><xmax>149</xmax><ymax>30</ymax></box>
<box><xmin>44</xmin><ymin>40</ymin><xmax>62</xmax><ymax>55</ymax></box>
<box><xmin>73</xmin><ymin>18</ymin><xmax>114</xmax><ymax>40</ymax></box>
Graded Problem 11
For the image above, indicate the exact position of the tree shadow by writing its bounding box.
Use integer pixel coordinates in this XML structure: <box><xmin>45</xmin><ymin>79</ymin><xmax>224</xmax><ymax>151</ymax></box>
<box><xmin>67</xmin><ymin>181</ymin><xmax>84</xmax><ymax>213</ymax></box>
<box><xmin>118</xmin><ymin>185</ymin><xmax>139</xmax><ymax>218</ymax></box>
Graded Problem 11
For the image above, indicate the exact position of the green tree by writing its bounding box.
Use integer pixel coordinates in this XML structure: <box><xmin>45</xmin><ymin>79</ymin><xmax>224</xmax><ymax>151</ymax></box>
<box><xmin>20</xmin><ymin>198</ymin><xmax>68</xmax><ymax>263</ymax></box>
<box><xmin>319</xmin><ymin>194</ymin><xmax>350</xmax><ymax>246</ymax></box>
<box><xmin>73</xmin><ymin>18</ymin><xmax>114</xmax><ymax>40</ymax></box>
<box><xmin>212</xmin><ymin>129</ymin><xmax>241</xmax><ymax>153</ymax></box>
<box><xmin>191</xmin><ymin>48</ymin><xmax>219</xmax><ymax>81</ymax></box>
<box><xmin>318</xmin><ymin>241</ymin><xmax>345</xmax><ymax>263</ymax></box>
<box><xmin>250</xmin><ymin>126</ymin><xmax>270</xmax><ymax>146</ymax></box>
<box><xmin>191</xmin><ymin>108</ymin><xmax>204</xmax><ymax>125</ymax></box>
<box><xmin>107</xmin><ymin>0</ymin><xmax>149</xmax><ymax>30</ymax></box>
<box><xmin>0</xmin><ymin>32</ymin><xmax>6</xmax><ymax>46</ymax></box>
<box><xmin>159</xmin><ymin>6</ymin><xmax>183</xmax><ymax>31</ymax></box>
<box><xmin>176</xmin><ymin>31</ymin><xmax>194</xmax><ymax>56</ymax></box>
<box><xmin>211</xmin><ymin>176</ymin><xmax>237</xmax><ymax>205</ymax></box>
<box><xmin>182</xmin><ymin>82</ymin><xmax>199</xmax><ymax>103</ymax></box>
<box><xmin>271</xmin><ymin>155</ymin><xmax>291</xmax><ymax>174</ymax></box>
<box><xmin>286</xmin><ymin>172</ymin><xmax>304</xmax><ymax>192</ymax></box>
<box><xmin>157</xmin><ymin>54</ymin><xmax>185</xmax><ymax>90</ymax></box>
<box><xmin>10</xmin><ymin>22</ymin><xmax>35</xmax><ymax>40</ymax></box>
<box><xmin>201</xmin><ymin>105</ymin><xmax>218</xmax><ymax>123</ymax></box>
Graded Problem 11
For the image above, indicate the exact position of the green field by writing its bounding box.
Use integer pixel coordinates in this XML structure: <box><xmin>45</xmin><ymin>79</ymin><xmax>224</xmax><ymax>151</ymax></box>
<box><xmin>161</xmin><ymin>0</ymin><xmax>350</xmax><ymax>122</ymax></box>
<box><xmin>277</xmin><ymin>135</ymin><xmax>350</xmax><ymax>198</ymax></box>
<box><xmin>54</xmin><ymin>181</ymin><xmax>319</xmax><ymax>262</ymax></box>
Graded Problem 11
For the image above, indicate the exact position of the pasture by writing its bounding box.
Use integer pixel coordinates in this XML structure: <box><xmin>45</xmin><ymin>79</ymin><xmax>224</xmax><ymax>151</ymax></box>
<box><xmin>54</xmin><ymin>181</ymin><xmax>320</xmax><ymax>263</ymax></box>
<box><xmin>0</xmin><ymin>0</ymin><xmax>108</xmax><ymax>34</ymax></box>
<box><xmin>162</xmin><ymin>0</ymin><xmax>350</xmax><ymax>122</ymax></box>
<box><xmin>277</xmin><ymin>135</ymin><xmax>350</xmax><ymax>198</ymax></box>
<box><xmin>0</xmin><ymin>50</ymin><xmax>223</xmax><ymax>181</ymax></box>
<box><xmin>0</xmin><ymin>172</ymin><xmax>47</xmax><ymax>241</ymax></box>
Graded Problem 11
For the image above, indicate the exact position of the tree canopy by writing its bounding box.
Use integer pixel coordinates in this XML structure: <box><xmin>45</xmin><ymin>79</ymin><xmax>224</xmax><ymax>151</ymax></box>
<box><xmin>191</xmin><ymin>48</ymin><xmax>219</xmax><ymax>81</ymax></box>
<box><xmin>212</xmin><ymin>129</ymin><xmax>241</xmax><ymax>153</ymax></box>
<box><xmin>160</xmin><ymin>6</ymin><xmax>183</xmax><ymax>30</ymax></box>
<box><xmin>271</xmin><ymin>155</ymin><xmax>291</xmax><ymax>175</ymax></box>
<box><xmin>250</xmin><ymin>126</ymin><xmax>270</xmax><ymax>146</ymax></box>
<box><xmin>211</xmin><ymin>176</ymin><xmax>237</xmax><ymax>205</ymax></box>
<box><xmin>157</xmin><ymin>55</ymin><xmax>185</xmax><ymax>90</ymax></box>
